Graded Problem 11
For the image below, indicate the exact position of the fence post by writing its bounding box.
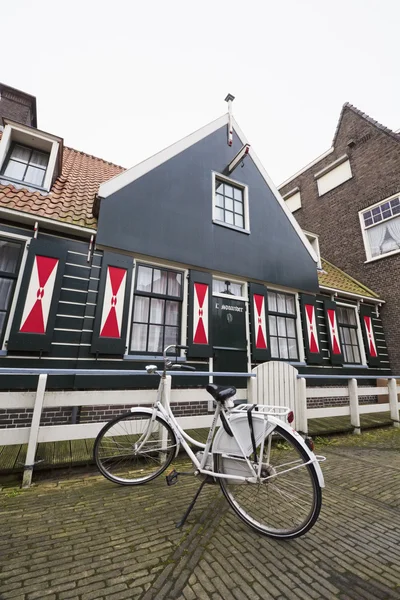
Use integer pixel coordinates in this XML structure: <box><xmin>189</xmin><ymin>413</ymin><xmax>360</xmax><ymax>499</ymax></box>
<box><xmin>22</xmin><ymin>373</ymin><xmax>48</xmax><ymax>488</ymax></box>
<box><xmin>348</xmin><ymin>378</ymin><xmax>360</xmax><ymax>434</ymax></box>
<box><xmin>388</xmin><ymin>378</ymin><xmax>400</xmax><ymax>428</ymax></box>
<box><xmin>296</xmin><ymin>377</ymin><xmax>308</xmax><ymax>435</ymax></box>
<box><xmin>159</xmin><ymin>375</ymin><xmax>172</xmax><ymax>460</ymax></box>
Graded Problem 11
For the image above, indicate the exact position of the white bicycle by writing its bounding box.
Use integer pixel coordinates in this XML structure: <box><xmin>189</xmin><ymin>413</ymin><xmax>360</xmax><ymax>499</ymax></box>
<box><xmin>94</xmin><ymin>344</ymin><xmax>325</xmax><ymax>539</ymax></box>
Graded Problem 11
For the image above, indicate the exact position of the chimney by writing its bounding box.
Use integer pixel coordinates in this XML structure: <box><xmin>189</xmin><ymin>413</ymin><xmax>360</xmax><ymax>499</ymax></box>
<box><xmin>0</xmin><ymin>83</ymin><xmax>37</xmax><ymax>129</ymax></box>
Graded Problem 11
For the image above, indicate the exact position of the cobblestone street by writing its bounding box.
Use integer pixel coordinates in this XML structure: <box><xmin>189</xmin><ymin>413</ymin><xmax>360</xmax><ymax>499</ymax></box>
<box><xmin>1</xmin><ymin>429</ymin><xmax>399</xmax><ymax>600</ymax></box>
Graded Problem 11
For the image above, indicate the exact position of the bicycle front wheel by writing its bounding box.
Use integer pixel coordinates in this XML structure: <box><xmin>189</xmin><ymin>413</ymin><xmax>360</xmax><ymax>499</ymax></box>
<box><xmin>94</xmin><ymin>411</ymin><xmax>178</xmax><ymax>485</ymax></box>
<box><xmin>215</xmin><ymin>424</ymin><xmax>322</xmax><ymax>539</ymax></box>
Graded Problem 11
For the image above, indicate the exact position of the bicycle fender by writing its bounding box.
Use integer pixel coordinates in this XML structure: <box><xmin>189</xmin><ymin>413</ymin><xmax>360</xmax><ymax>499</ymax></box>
<box><xmin>128</xmin><ymin>407</ymin><xmax>181</xmax><ymax>458</ymax></box>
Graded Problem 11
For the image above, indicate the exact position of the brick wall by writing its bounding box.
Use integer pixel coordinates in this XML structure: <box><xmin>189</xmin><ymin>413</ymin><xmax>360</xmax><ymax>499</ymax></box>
<box><xmin>0</xmin><ymin>88</ymin><xmax>35</xmax><ymax>127</ymax></box>
<box><xmin>279</xmin><ymin>106</ymin><xmax>400</xmax><ymax>371</ymax></box>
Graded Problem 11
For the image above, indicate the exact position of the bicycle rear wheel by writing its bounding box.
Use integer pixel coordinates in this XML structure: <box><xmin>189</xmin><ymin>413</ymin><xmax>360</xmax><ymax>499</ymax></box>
<box><xmin>215</xmin><ymin>424</ymin><xmax>321</xmax><ymax>539</ymax></box>
<box><xmin>94</xmin><ymin>411</ymin><xmax>178</xmax><ymax>485</ymax></box>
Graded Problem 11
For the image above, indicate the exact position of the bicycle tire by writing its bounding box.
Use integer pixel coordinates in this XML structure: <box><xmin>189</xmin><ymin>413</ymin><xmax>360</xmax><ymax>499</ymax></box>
<box><xmin>94</xmin><ymin>410</ymin><xmax>178</xmax><ymax>485</ymax></box>
<box><xmin>215</xmin><ymin>423</ymin><xmax>322</xmax><ymax>539</ymax></box>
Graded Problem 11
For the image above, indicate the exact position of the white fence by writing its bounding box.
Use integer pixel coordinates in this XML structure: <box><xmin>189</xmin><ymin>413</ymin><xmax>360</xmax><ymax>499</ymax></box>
<box><xmin>0</xmin><ymin>363</ymin><xmax>399</xmax><ymax>487</ymax></box>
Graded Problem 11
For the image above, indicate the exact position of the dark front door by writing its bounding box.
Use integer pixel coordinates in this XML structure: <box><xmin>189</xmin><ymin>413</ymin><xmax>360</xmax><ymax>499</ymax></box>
<box><xmin>212</xmin><ymin>296</ymin><xmax>248</xmax><ymax>387</ymax></box>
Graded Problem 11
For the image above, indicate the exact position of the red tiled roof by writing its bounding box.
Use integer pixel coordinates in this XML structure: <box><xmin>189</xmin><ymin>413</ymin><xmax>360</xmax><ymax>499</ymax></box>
<box><xmin>0</xmin><ymin>142</ymin><xmax>125</xmax><ymax>229</ymax></box>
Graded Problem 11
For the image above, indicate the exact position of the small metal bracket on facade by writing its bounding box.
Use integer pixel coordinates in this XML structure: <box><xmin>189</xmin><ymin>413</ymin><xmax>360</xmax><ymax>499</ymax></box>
<box><xmin>87</xmin><ymin>234</ymin><xmax>95</xmax><ymax>263</ymax></box>
<box><xmin>33</xmin><ymin>221</ymin><xmax>39</xmax><ymax>239</ymax></box>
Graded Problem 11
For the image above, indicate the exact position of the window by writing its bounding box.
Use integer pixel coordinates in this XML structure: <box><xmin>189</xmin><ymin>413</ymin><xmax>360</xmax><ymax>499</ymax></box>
<box><xmin>267</xmin><ymin>291</ymin><xmax>298</xmax><ymax>360</ymax></box>
<box><xmin>283</xmin><ymin>190</ymin><xmax>301</xmax><ymax>213</ymax></box>
<box><xmin>336</xmin><ymin>306</ymin><xmax>361</xmax><ymax>364</ymax></box>
<box><xmin>130</xmin><ymin>264</ymin><xmax>183</xmax><ymax>354</ymax></box>
<box><xmin>361</xmin><ymin>194</ymin><xmax>400</xmax><ymax>259</ymax></box>
<box><xmin>315</xmin><ymin>157</ymin><xmax>352</xmax><ymax>196</ymax></box>
<box><xmin>213</xmin><ymin>174</ymin><xmax>248</xmax><ymax>231</ymax></box>
<box><xmin>212</xmin><ymin>279</ymin><xmax>243</xmax><ymax>297</ymax></box>
<box><xmin>0</xmin><ymin>238</ymin><xmax>24</xmax><ymax>344</ymax></box>
<box><xmin>2</xmin><ymin>143</ymin><xmax>50</xmax><ymax>188</ymax></box>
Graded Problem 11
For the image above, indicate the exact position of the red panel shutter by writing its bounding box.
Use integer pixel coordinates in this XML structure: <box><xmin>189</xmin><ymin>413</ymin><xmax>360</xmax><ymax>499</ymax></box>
<box><xmin>323</xmin><ymin>299</ymin><xmax>344</xmax><ymax>365</ymax></box>
<box><xmin>249</xmin><ymin>283</ymin><xmax>270</xmax><ymax>362</ymax></box>
<box><xmin>91</xmin><ymin>252</ymin><xmax>133</xmax><ymax>355</ymax></box>
<box><xmin>187</xmin><ymin>270</ymin><xmax>213</xmax><ymax>358</ymax></box>
<box><xmin>300</xmin><ymin>294</ymin><xmax>323</xmax><ymax>365</ymax></box>
<box><xmin>7</xmin><ymin>238</ymin><xmax>67</xmax><ymax>352</ymax></box>
<box><xmin>360</xmin><ymin>304</ymin><xmax>381</xmax><ymax>367</ymax></box>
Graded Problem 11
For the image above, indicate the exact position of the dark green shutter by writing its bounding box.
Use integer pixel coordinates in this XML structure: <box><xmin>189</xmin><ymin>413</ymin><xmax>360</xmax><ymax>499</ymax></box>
<box><xmin>360</xmin><ymin>304</ymin><xmax>381</xmax><ymax>367</ymax></box>
<box><xmin>187</xmin><ymin>270</ymin><xmax>213</xmax><ymax>358</ymax></box>
<box><xmin>7</xmin><ymin>238</ymin><xmax>67</xmax><ymax>352</ymax></box>
<box><xmin>249</xmin><ymin>283</ymin><xmax>270</xmax><ymax>362</ymax></box>
<box><xmin>323</xmin><ymin>299</ymin><xmax>344</xmax><ymax>366</ymax></box>
<box><xmin>299</xmin><ymin>294</ymin><xmax>323</xmax><ymax>365</ymax></box>
<box><xmin>91</xmin><ymin>252</ymin><xmax>133</xmax><ymax>355</ymax></box>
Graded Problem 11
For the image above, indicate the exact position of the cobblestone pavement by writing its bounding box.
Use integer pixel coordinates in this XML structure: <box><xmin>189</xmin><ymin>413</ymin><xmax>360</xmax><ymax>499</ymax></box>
<box><xmin>0</xmin><ymin>429</ymin><xmax>399</xmax><ymax>600</ymax></box>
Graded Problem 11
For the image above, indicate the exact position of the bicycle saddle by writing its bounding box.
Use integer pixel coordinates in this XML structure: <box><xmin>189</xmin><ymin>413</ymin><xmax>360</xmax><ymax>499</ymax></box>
<box><xmin>206</xmin><ymin>384</ymin><xmax>237</xmax><ymax>402</ymax></box>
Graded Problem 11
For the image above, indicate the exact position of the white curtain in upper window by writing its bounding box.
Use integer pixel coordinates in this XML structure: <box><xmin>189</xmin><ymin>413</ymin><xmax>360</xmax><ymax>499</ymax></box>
<box><xmin>367</xmin><ymin>222</ymin><xmax>387</xmax><ymax>257</ymax></box>
<box><xmin>387</xmin><ymin>216</ymin><xmax>400</xmax><ymax>245</ymax></box>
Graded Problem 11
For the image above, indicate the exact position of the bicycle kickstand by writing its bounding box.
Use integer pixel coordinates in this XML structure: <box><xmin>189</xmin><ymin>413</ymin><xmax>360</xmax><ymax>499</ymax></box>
<box><xmin>176</xmin><ymin>476</ymin><xmax>211</xmax><ymax>529</ymax></box>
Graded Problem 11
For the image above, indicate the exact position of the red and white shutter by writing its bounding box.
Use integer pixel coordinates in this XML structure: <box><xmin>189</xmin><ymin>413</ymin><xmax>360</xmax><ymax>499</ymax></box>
<box><xmin>188</xmin><ymin>270</ymin><xmax>213</xmax><ymax>358</ymax></box>
<box><xmin>300</xmin><ymin>295</ymin><xmax>323</xmax><ymax>365</ymax></box>
<box><xmin>360</xmin><ymin>304</ymin><xmax>380</xmax><ymax>367</ymax></box>
<box><xmin>7</xmin><ymin>238</ymin><xmax>67</xmax><ymax>352</ymax></box>
<box><xmin>249</xmin><ymin>283</ymin><xmax>270</xmax><ymax>362</ymax></box>
<box><xmin>323</xmin><ymin>299</ymin><xmax>344</xmax><ymax>365</ymax></box>
<box><xmin>91</xmin><ymin>252</ymin><xmax>133</xmax><ymax>355</ymax></box>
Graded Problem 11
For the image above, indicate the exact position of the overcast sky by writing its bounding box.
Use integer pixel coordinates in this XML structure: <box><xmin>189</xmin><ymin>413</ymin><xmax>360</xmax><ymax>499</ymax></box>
<box><xmin>2</xmin><ymin>0</ymin><xmax>399</xmax><ymax>185</ymax></box>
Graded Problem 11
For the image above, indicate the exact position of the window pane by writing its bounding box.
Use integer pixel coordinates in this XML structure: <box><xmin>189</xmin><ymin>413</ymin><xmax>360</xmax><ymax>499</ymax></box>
<box><xmin>366</xmin><ymin>222</ymin><xmax>387</xmax><ymax>257</ymax></box>
<box><xmin>347</xmin><ymin>310</ymin><xmax>356</xmax><ymax>326</ymax></box>
<box><xmin>0</xmin><ymin>312</ymin><xmax>5</xmax><ymax>336</ymax></box>
<box><xmin>0</xmin><ymin>279</ymin><xmax>13</xmax><ymax>310</ymax></box>
<box><xmin>3</xmin><ymin>159</ymin><xmax>26</xmax><ymax>181</ymax></box>
<box><xmin>269</xmin><ymin>315</ymin><xmax>277</xmax><ymax>336</ymax></box>
<box><xmin>353</xmin><ymin>346</ymin><xmax>361</xmax><ymax>364</ymax></box>
<box><xmin>213</xmin><ymin>280</ymin><xmax>225</xmax><ymax>294</ymax></box>
<box><xmin>150</xmin><ymin>298</ymin><xmax>165</xmax><ymax>324</ymax></box>
<box><xmin>279</xmin><ymin>338</ymin><xmax>289</xmax><ymax>359</ymax></box>
<box><xmin>364</xmin><ymin>217</ymin><xmax>373</xmax><ymax>227</ymax></box>
<box><xmin>166</xmin><ymin>301</ymin><xmax>179</xmax><ymax>326</ymax></box>
<box><xmin>342</xmin><ymin>328</ymin><xmax>351</xmax><ymax>344</ymax></box>
<box><xmin>225</xmin><ymin>211</ymin><xmax>234</xmax><ymax>225</ymax></box>
<box><xmin>277</xmin><ymin>316</ymin><xmax>286</xmax><ymax>337</ymax></box>
<box><xmin>148</xmin><ymin>325</ymin><xmax>163</xmax><ymax>353</ymax></box>
<box><xmin>30</xmin><ymin>150</ymin><xmax>49</xmax><ymax>168</ymax></box>
<box><xmin>342</xmin><ymin>345</ymin><xmax>349</xmax><ymax>363</ymax></box>
<box><xmin>152</xmin><ymin>269</ymin><xmax>167</xmax><ymax>295</ymax></box>
<box><xmin>215</xmin><ymin>207</ymin><xmax>224</xmax><ymax>221</ymax></box>
<box><xmin>133</xmin><ymin>296</ymin><xmax>149</xmax><ymax>322</ymax></box>
<box><xmin>224</xmin><ymin>184</ymin><xmax>233</xmax><ymax>198</ymax></box>
<box><xmin>286</xmin><ymin>318</ymin><xmax>296</xmax><ymax>338</ymax></box>
<box><xmin>286</xmin><ymin>295</ymin><xmax>295</xmax><ymax>314</ymax></box>
<box><xmin>215</xmin><ymin>194</ymin><xmax>224</xmax><ymax>207</ymax></box>
<box><xmin>346</xmin><ymin>346</ymin><xmax>354</xmax><ymax>363</ymax></box>
<box><xmin>288</xmin><ymin>339</ymin><xmax>298</xmax><ymax>359</ymax></box>
<box><xmin>0</xmin><ymin>241</ymin><xmax>21</xmax><ymax>273</ymax></box>
<box><xmin>277</xmin><ymin>293</ymin><xmax>286</xmax><ymax>313</ymax></box>
<box><xmin>230</xmin><ymin>283</ymin><xmax>242</xmax><ymax>296</ymax></box>
<box><xmin>350</xmin><ymin>329</ymin><xmax>358</xmax><ymax>344</ymax></box>
<box><xmin>24</xmin><ymin>166</ymin><xmax>45</xmax><ymax>187</ymax></box>
<box><xmin>167</xmin><ymin>272</ymin><xmax>181</xmax><ymax>297</ymax></box>
<box><xmin>136</xmin><ymin>266</ymin><xmax>152</xmax><ymax>292</ymax></box>
<box><xmin>268</xmin><ymin>292</ymin><xmax>277</xmax><ymax>312</ymax></box>
<box><xmin>131</xmin><ymin>323</ymin><xmax>148</xmax><ymax>351</ymax></box>
<box><xmin>216</xmin><ymin>181</ymin><xmax>224</xmax><ymax>194</ymax></box>
<box><xmin>270</xmin><ymin>336</ymin><xmax>279</xmax><ymax>358</ymax></box>
<box><xmin>11</xmin><ymin>145</ymin><xmax>31</xmax><ymax>162</ymax></box>
<box><xmin>165</xmin><ymin>326</ymin><xmax>178</xmax><ymax>347</ymax></box>
<box><xmin>393</xmin><ymin>204</ymin><xmax>400</xmax><ymax>216</ymax></box>
<box><xmin>363</xmin><ymin>211</ymin><xmax>372</xmax><ymax>224</ymax></box>
<box><xmin>233</xmin><ymin>188</ymin><xmax>242</xmax><ymax>201</ymax></box>
<box><xmin>234</xmin><ymin>200</ymin><xmax>243</xmax><ymax>215</ymax></box>
<box><xmin>234</xmin><ymin>214</ymin><xmax>244</xmax><ymax>228</ymax></box>
<box><xmin>225</xmin><ymin>197</ymin><xmax>233</xmax><ymax>212</ymax></box>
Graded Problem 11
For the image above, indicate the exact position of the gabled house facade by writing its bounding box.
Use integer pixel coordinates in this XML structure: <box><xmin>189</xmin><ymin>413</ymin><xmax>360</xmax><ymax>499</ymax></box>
<box><xmin>279</xmin><ymin>103</ymin><xmax>400</xmax><ymax>373</ymax></box>
<box><xmin>0</xmin><ymin>86</ymin><xmax>391</xmax><ymax>428</ymax></box>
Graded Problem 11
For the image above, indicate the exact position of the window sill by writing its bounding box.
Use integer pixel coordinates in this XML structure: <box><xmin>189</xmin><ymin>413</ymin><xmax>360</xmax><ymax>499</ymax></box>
<box><xmin>212</xmin><ymin>220</ymin><xmax>250</xmax><ymax>235</ymax></box>
<box><xmin>364</xmin><ymin>248</ymin><xmax>400</xmax><ymax>263</ymax></box>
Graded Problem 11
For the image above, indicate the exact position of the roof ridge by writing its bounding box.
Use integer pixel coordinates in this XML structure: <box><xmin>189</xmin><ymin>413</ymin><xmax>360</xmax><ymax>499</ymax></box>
<box><xmin>333</xmin><ymin>102</ymin><xmax>400</xmax><ymax>145</ymax></box>
<box><xmin>64</xmin><ymin>145</ymin><xmax>125</xmax><ymax>170</ymax></box>
<box><xmin>321</xmin><ymin>258</ymin><xmax>380</xmax><ymax>298</ymax></box>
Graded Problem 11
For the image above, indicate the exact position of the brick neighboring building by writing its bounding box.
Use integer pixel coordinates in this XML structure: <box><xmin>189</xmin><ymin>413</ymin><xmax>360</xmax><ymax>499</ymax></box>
<box><xmin>279</xmin><ymin>103</ymin><xmax>400</xmax><ymax>372</ymax></box>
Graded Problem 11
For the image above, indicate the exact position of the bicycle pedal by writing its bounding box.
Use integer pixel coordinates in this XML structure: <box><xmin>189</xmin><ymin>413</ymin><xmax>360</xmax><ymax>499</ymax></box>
<box><xmin>166</xmin><ymin>469</ymin><xmax>179</xmax><ymax>486</ymax></box>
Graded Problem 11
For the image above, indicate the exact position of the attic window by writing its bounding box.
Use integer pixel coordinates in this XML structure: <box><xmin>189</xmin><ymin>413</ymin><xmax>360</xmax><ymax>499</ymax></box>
<box><xmin>212</xmin><ymin>172</ymin><xmax>250</xmax><ymax>233</ymax></box>
<box><xmin>2</xmin><ymin>143</ymin><xmax>49</xmax><ymax>188</ymax></box>
<box><xmin>315</xmin><ymin>156</ymin><xmax>352</xmax><ymax>196</ymax></box>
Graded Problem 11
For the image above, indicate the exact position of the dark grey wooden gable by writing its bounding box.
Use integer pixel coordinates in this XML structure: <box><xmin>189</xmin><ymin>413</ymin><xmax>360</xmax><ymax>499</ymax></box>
<box><xmin>97</xmin><ymin>126</ymin><xmax>319</xmax><ymax>293</ymax></box>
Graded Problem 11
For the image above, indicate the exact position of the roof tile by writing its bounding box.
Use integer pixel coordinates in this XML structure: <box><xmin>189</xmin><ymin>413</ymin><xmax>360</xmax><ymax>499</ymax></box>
<box><xmin>318</xmin><ymin>258</ymin><xmax>379</xmax><ymax>299</ymax></box>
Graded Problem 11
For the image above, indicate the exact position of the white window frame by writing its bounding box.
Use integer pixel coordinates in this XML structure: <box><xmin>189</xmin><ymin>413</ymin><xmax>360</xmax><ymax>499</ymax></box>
<box><xmin>212</xmin><ymin>275</ymin><xmax>247</xmax><ymax>301</ymax></box>
<box><xmin>0</xmin><ymin>123</ymin><xmax>61</xmax><ymax>192</ymax></box>
<box><xmin>266</xmin><ymin>285</ymin><xmax>304</xmax><ymax>363</ymax></box>
<box><xmin>315</xmin><ymin>155</ymin><xmax>352</xmax><ymax>196</ymax></box>
<box><xmin>359</xmin><ymin>192</ymin><xmax>400</xmax><ymax>263</ymax></box>
<box><xmin>336</xmin><ymin>301</ymin><xmax>367</xmax><ymax>366</ymax></box>
<box><xmin>212</xmin><ymin>171</ymin><xmax>250</xmax><ymax>234</ymax></box>
<box><xmin>0</xmin><ymin>231</ymin><xmax>30</xmax><ymax>351</ymax></box>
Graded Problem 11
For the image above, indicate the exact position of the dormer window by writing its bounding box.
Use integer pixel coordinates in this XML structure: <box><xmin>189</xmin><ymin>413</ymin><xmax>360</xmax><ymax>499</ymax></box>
<box><xmin>2</xmin><ymin>143</ymin><xmax>49</xmax><ymax>188</ymax></box>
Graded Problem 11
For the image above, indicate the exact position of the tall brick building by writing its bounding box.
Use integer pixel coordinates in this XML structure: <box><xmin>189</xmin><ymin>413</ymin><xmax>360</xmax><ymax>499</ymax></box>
<box><xmin>279</xmin><ymin>103</ymin><xmax>400</xmax><ymax>371</ymax></box>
